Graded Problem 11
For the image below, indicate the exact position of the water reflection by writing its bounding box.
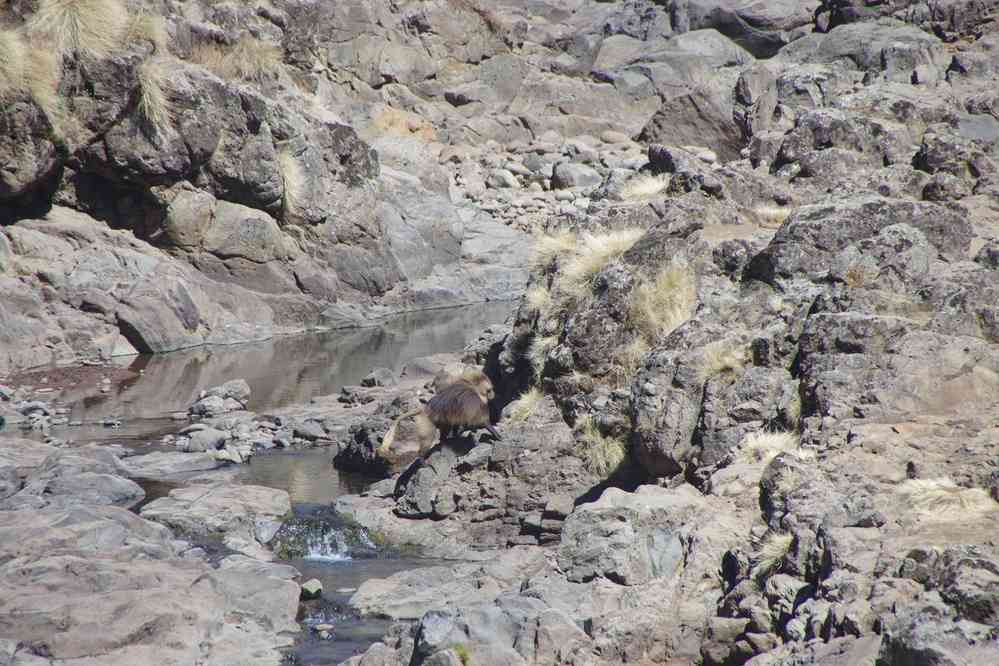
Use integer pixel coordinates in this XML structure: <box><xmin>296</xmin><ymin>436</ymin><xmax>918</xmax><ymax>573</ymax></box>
<box><xmin>45</xmin><ymin>301</ymin><xmax>515</xmax><ymax>429</ymax></box>
<box><xmin>237</xmin><ymin>448</ymin><xmax>373</xmax><ymax>506</ymax></box>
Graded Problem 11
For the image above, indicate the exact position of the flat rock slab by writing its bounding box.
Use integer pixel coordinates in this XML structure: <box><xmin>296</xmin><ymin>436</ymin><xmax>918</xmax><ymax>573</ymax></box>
<box><xmin>0</xmin><ymin>505</ymin><xmax>298</xmax><ymax>665</ymax></box>
<box><xmin>0</xmin><ymin>437</ymin><xmax>59</xmax><ymax>476</ymax></box>
<box><xmin>124</xmin><ymin>450</ymin><xmax>224</xmax><ymax>479</ymax></box>
<box><xmin>140</xmin><ymin>483</ymin><xmax>292</xmax><ymax>538</ymax></box>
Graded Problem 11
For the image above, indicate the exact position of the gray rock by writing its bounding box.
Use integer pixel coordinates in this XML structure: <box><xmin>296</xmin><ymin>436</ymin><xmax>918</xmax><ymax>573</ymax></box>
<box><xmin>187</xmin><ymin>427</ymin><xmax>229</xmax><ymax>452</ymax></box>
<box><xmin>551</xmin><ymin>162</ymin><xmax>602</xmax><ymax>189</ymax></box>
<box><xmin>0</xmin><ymin>464</ymin><xmax>20</xmax><ymax>500</ymax></box>
<box><xmin>486</xmin><ymin>168</ymin><xmax>520</xmax><ymax>189</ymax></box>
<box><xmin>301</xmin><ymin>578</ymin><xmax>323</xmax><ymax>600</ymax></box>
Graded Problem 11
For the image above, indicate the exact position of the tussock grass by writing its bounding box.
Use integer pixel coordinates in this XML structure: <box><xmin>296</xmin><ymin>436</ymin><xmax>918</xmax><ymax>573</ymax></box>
<box><xmin>125</xmin><ymin>12</ymin><xmax>168</xmax><ymax>53</ymax></box>
<box><xmin>701</xmin><ymin>339</ymin><xmax>749</xmax><ymax>380</ymax></box>
<box><xmin>137</xmin><ymin>57</ymin><xmax>173</xmax><ymax>138</ymax></box>
<box><xmin>528</xmin><ymin>334</ymin><xmax>558</xmax><ymax>380</ymax></box>
<box><xmin>531</xmin><ymin>230</ymin><xmax>577</xmax><ymax>270</ymax></box>
<box><xmin>561</xmin><ymin>228</ymin><xmax>644</xmax><ymax>294</ymax></box>
<box><xmin>27</xmin><ymin>0</ymin><xmax>128</xmax><ymax>57</ymax></box>
<box><xmin>611</xmin><ymin>336</ymin><xmax>649</xmax><ymax>382</ymax></box>
<box><xmin>506</xmin><ymin>387</ymin><xmax>543</xmax><ymax>423</ymax></box>
<box><xmin>524</xmin><ymin>284</ymin><xmax>551</xmax><ymax>314</ymax></box>
<box><xmin>576</xmin><ymin>416</ymin><xmax>627</xmax><ymax>477</ymax></box>
<box><xmin>620</xmin><ymin>174</ymin><xmax>669</xmax><ymax>200</ymax></box>
<box><xmin>628</xmin><ymin>260</ymin><xmax>697</xmax><ymax>342</ymax></box>
<box><xmin>738</xmin><ymin>430</ymin><xmax>800</xmax><ymax>465</ymax></box>
<box><xmin>278</xmin><ymin>149</ymin><xmax>305</xmax><ymax>216</ymax></box>
<box><xmin>754</xmin><ymin>205</ymin><xmax>792</xmax><ymax>228</ymax></box>
<box><xmin>0</xmin><ymin>29</ymin><xmax>65</xmax><ymax>130</ymax></box>
<box><xmin>896</xmin><ymin>478</ymin><xmax>997</xmax><ymax>520</ymax></box>
<box><xmin>191</xmin><ymin>35</ymin><xmax>283</xmax><ymax>83</ymax></box>
<box><xmin>753</xmin><ymin>531</ymin><xmax>793</xmax><ymax>578</ymax></box>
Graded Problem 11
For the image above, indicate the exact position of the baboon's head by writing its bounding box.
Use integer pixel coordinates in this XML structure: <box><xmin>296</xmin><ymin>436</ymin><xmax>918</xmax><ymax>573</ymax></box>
<box><xmin>461</xmin><ymin>368</ymin><xmax>495</xmax><ymax>402</ymax></box>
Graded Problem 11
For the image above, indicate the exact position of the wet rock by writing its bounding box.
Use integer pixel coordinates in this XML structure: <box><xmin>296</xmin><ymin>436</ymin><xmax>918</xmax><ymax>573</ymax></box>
<box><xmin>301</xmin><ymin>578</ymin><xmax>323</xmax><ymax>600</ymax></box>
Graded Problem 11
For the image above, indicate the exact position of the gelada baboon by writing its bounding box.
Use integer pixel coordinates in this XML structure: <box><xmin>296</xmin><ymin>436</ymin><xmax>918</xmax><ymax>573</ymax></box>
<box><xmin>379</xmin><ymin>368</ymin><xmax>501</xmax><ymax>458</ymax></box>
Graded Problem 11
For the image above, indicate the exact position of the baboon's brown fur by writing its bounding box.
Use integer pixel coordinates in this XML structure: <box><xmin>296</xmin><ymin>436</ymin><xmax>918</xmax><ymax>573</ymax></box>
<box><xmin>379</xmin><ymin>368</ymin><xmax>501</xmax><ymax>458</ymax></box>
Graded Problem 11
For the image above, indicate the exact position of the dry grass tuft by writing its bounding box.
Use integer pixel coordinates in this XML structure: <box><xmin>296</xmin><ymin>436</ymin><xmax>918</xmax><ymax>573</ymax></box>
<box><xmin>191</xmin><ymin>35</ymin><xmax>283</xmax><ymax>83</ymax></box>
<box><xmin>531</xmin><ymin>230</ymin><xmax>577</xmax><ymax>270</ymax></box>
<box><xmin>896</xmin><ymin>478</ymin><xmax>998</xmax><ymax>520</ymax></box>
<box><xmin>701</xmin><ymin>339</ymin><xmax>749</xmax><ymax>380</ymax></box>
<box><xmin>528</xmin><ymin>334</ymin><xmax>558</xmax><ymax>380</ymax></box>
<box><xmin>611</xmin><ymin>336</ymin><xmax>649</xmax><ymax>382</ymax></box>
<box><xmin>754</xmin><ymin>205</ymin><xmax>792</xmax><ymax>228</ymax></box>
<box><xmin>137</xmin><ymin>57</ymin><xmax>173</xmax><ymax>138</ymax></box>
<box><xmin>27</xmin><ymin>0</ymin><xmax>128</xmax><ymax>57</ymax></box>
<box><xmin>125</xmin><ymin>12</ymin><xmax>168</xmax><ymax>53</ymax></box>
<box><xmin>506</xmin><ymin>387</ymin><xmax>543</xmax><ymax>423</ymax></box>
<box><xmin>524</xmin><ymin>284</ymin><xmax>551</xmax><ymax>315</ymax></box>
<box><xmin>753</xmin><ymin>531</ymin><xmax>793</xmax><ymax>578</ymax></box>
<box><xmin>561</xmin><ymin>228</ymin><xmax>644</xmax><ymax>295</ymax></box>
<box><xmin>620</xmin><ymin>174</ymin><xmax>670</xmax><ymax>200</ymax></box>
<box><xmin>0</xmin><ymin>29</ymin><xmax>65</xmax><ymax>130</ymax></box>
<box><xmin>278</xmin><ymin>149</ymin><xmax>305</xmax><ymax>216</ymax></box>
<box><xmin>738</xmin><ymin>430</ymin><xmax>800</xmax><ymax>466</ymax></box>
<box><xmin>576</xmin><ymin>416</ymin><xmax>627</xmax><ymax>477</ymax></box>
<box><xmin>628</xmin><ymin>260</ymin><xmax>697</xmax><ymax>342</ymax></box>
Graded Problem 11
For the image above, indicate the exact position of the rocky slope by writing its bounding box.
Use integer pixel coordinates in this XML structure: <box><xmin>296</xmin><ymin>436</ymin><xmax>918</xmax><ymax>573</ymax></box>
<box><xmin>2</xmin><ymin>1</ymin><xmax>999</xmax><ymax>665</ymax></box>
<box><xmin>314</xmin><ymin>2</ymin><xmax>999</xmax><ymax>666</ymax></box>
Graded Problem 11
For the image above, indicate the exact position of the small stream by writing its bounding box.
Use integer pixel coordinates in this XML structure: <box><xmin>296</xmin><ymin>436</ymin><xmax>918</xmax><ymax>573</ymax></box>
<box><xmin>4</xmin><ymin>301</ymin><xmax>515</xmax><ymax>665</ymax></box>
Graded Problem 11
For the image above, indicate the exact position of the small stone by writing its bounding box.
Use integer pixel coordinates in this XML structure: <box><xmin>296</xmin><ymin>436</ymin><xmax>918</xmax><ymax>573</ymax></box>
<box><xmin>600</xmin><ymin>129</ymin><xmax>630</xmax><ymax>144</ymax></box>
<box><xmin>487</xmin><ymin>168</ymin><xmax>520</xmax><ymax>189</ymax></box>
<box><xmin>301</xmin><ymin>578</ymin><xmax>323</xmax><ymax>600</ymax></box>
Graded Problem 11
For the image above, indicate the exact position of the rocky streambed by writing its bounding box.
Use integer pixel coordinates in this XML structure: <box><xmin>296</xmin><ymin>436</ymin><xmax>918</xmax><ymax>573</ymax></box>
<box><xmin>0</xmin><ymin>302</ymin><xmax>512</xmax><ymax>665</ymax></box>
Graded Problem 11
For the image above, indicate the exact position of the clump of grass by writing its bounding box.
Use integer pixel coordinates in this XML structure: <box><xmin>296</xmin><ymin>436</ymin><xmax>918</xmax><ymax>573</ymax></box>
<box><xmin>136</xmin><ymin>57</ymin><xmax>173</xmax><ymax>138</ymax></box>
<box><xmin>896</xmin><ymin>478</ymin><xmax>998</xmax><ymax>520</ymax></box>
<box><xmin>27</xmin><ymin>0</ymin><xmax>128</xmax><ymax>57</ymax></box>
<box><xmin>531</xmin><ymin>229</ymin><xmax>577</xmax><ymax>270</ymax></box>
<box><xmin>191</xmin><ymin>35</ymin><xmax>283</xmax><ymax>83</ymax></box>
<box><xmin>0</xmin><ymin>29</ymin><xmax>65</xmax><ymax>131</ymax></box>
<box><xmin>451</xmin><ymin>643</ymin><xmax>472</xmax><ymax>666</ymax></box>
<box><xmin>528</xmin><ymin>334</ymin><xmax>558</xmax><ymax>380</ymax></box>
<box><xmin>125</xmin><ymin>12</ymin><xmax>168</xmax><ymax>53</ymax></box>
<box><xmin>506</xmin><ymin>387</ymin><xmax>543</xmax><ymax>423</ymax></box>
<box><xmin>611</xmin><ymin>336</ymin><xmax>649</xmax><ymax>383</ymax></box>
<box><xmin>753</xmin><ymin>531</ymin><xmax>793</xmax><ymax>578</ymax></box>
<box><xmin>620</xmin><ymin>174</ymin><xmax>669</xmax><ymax>200</ymax></box>
<box><xmin>561</xmin><ymin>228</ymin><xmax>644</xmax><ymax>294</ymax></box>
<box><xmin>576</xmin><ymin>415</ymin><xmax>627</xmax><ymax>477</ymax></box>
<box><xmin>700</xmin><ymin>339</ymin><xmax>749</xmax><ymax>381</ymax></box>
<box><xmin>754</xmin><ymin>205</ymin><xmax>792</xmax><ymax>228</ymax></box>
<box><xmin>738</xmin><ymin>430</ymin><xmax>800</xmax><ymax>465</ymax></box>
<box><xmin>524</xmin><ymin>284</ymin><xmax>551</xmax><ymax>315</ymax></box>
<box><xmin>627</xmin><ymin>260</ymin><xmax>697</xmax><ymax>342</ymax></box>
<box><xmin>278</xmin><ymin>149</ymin><xmax>305</xmax><ymax>217</ymax></box>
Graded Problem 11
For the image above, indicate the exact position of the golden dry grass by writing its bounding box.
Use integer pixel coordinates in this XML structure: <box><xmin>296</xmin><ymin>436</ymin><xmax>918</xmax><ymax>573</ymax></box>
<box><xmin>191</xmin><ymin>35</ymin><xmax>283</xmax><ymax>83</ymax></box>
<box><xmin>137</xmin><ymin>57</ymin><xmax>173</xmax><ymax>138</ymax></box>
<box><xmin>528</xmin><ymin>334</ymin><xmax>558</xmax><ymax>380</ymax></box>
<box><xmin>0</xmin><ymin>29</ymin><xmax>65</xmax><ymax>130</ymax></box>
<box><xmin>278</xmin><ymin>149</ymin><xmax>305</xmax><ymax>216</ymax></box>
<box><xmin>124</xmin><ymin>12</ymin><xmax>168</xmax><ymax>53</ymax></box>
<box><xmin>576</xmin><ymin>415</ymin><xmax>627</xmax><ymax>477</ymax></box>
<box><xmin>738</xmin><ymin>430</ymin><xmax>800</xmax><ymax>465</ymax></box>
<box><xmin>896</xmin><ymin>478</ymin><xmax>998</xmax><ymax>520</ymax></box>
<box><xmin>530</xmin><ymin>229</ymin><xmax>577</xmax><ymax>270</ymax></box>
<box><xmin>27</xmin><ymin>0</ymin><xmax>128</xmax><ymax>57</ymax></box>
<box><xmin>701</xmin><ymin>339</ymin><xmax>749</xmax><ymax>381</ymax></box>
<box><xmin>506</xmin><ymin>387</ymin><xmax>543</xmax><ymax>423</ymax></box>
<box><xmin>561</xmin><ymin>228</ymin><xmax>644</xmax><ymax>294</ymax></box>
<box><xmin>620</xmin><ymin>174</ymin><xmax>670</xmax><ymax>200</ymax></box>
<box><xmin>611</xmin><ymin>336</ymin><xmax>649</xmax><ymax>383</ymax></box>
<box><xmin>753</xmin><ymin>531</ymin><xmax>793</xmax><ymax>578</ymax></box>
<box><xmin>628</xmin><ymin>260</ymin><xmax>697</xmax><ymax>342</ymax></box>
<box><xmin>524</xmin><ymin>284</ymin><xmax>551</xmax><ymax>314</ymax></box>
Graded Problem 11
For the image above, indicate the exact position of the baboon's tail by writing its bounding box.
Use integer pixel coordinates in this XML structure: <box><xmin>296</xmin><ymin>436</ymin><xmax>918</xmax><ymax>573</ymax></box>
<box><xmin>377</xmin><ymin>408</ymin><xmax>423</xmax><ymax>454</ymax></box>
